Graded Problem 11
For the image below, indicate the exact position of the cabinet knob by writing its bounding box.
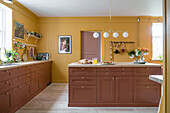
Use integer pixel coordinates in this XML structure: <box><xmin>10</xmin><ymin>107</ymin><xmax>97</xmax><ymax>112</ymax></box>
<box><xmin>122</xmin><ymin>72</ymin><xmax>124</xmax><ymax>75</ymax></box>
<box><xmin>146</xmin><ymin>77</ymin><xmax>149</xmax><ymax>79</ymax></box>
<box><xmin>5</xmin><ymin>70</ymin><xmax>8</xmax><ymax>72</ymax></box>
<box><xmin>82</xmin><ymin>68</ymin><xmax>84</xmax><ymax>70</ymax></box>
<box><xmin>146</xmin><ymin>86</ymin><xmax>149</xmax><ymax>88</ymax></box>
<box><xmin>112</xmin><ymin>77</ymin><xmax>114</xmax><ymax>80</ymax></box>
<box><xmin>5</xmin><ymin>92</ymin><xmax>9</xmax><ymax>95</ymax></box>
<box><xmin>18</xmin><ymin>77</ymin><xmax>21</xmax><ymax>79</ymax></box>
<box><xmin>146</xmin><ymin>68</ymin><xmax>149</xmax><ymax>70</ymax></box>
<box><xmin>5</xmin><ymin>81</ymin><xmax>9</xmax><ymax>84</ymax></box>
<box><xmin>106</xmin><ymin>68</ymin><xmax>108</xmax><ymax>70</ymax></box>
<box><xmin>82</xmin><ymin>77</ymin><xmax>84</xmax><ymax>79</ymax></box>
<box><xmin>82</xmin><ymin>86</ymin><xmax>84</xmax><ymax>88</ymax></box>
<box><xmin>106</xmin><ymin>72</ymin><xmax>108</xmax><ymax>75</ymax></box>
<box><xmin>122</xmin><ymin>68</ymin><xmax>125</xmax><ymax>70</ymax></box>
<box><xmin>116</xmin><ymin>77</ymin><xmax>118</xmax><ymax>80</ymax></box>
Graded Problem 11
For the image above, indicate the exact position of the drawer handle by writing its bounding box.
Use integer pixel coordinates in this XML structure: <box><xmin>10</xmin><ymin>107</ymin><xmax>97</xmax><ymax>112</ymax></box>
<box><xmin>5</xmin><ymin>70</ymin><xmax>8</xmax><ymax>72</ymax></box>
<box><xmin>146</xmin><ymin>86</ymin><xmax>149</xmax><ymax>88</ymax></box>
<box><xmin>122</xmin><ymin>72</ymin><xmax>124</xmax><ymax>75</ymax></box>
<box><xmin>5</xmin><ymin>81</ymin><xmax>9</xmax><ymax>84</ymax></box>
<box><xmin>19</xmin><ymin>68</ymin><xmax>22</xmax><ymax>70</ymax></box>
<box><xmin>82</xmin><ymin>86</ymin><xmax>84</xmax><ymax>88</ymax></box>
<box><xmin>5</xmin><ymin>92</ymin><xmax>9</xmax><ymax>95</ymax></box>
<box><xmin>106</xmin><ymin>68</ymin><xmax>108</xmax><ymax>70</ymax></box>
<box><xmin>82</xmin><ymin>77</ymin><xmax>84</xmax><ymax>79</ymax></box>
<box><xmin>106</xmin><ymin>72</ymin><xmax>108</xmax><ymax>75</ymax></box>
<box><xmin>146</xmin><ymin>77</ymin><xmax>149</xmax><ymax>79</ymax></box>
<box><xmin>82</xmin><ymin>68</ymin><xmax>84</xmax><ymax>70</ymax></box>
<box><xmin>36</xmin><ymin>79</ymin><xmax>38</xmax><ymax>81</ymax></box>
<box><xmin>122</xmin><ymin>68</ymin><xmax>125</xmax><ymax>70</ymax></box>
<box><xmin>18</xmin><ymin>77</ymin><xmax>21</xmax><ymax>79</ymax></box>
<box><xmin>116</xmin><ymin>77</ymin><xmax>118</xmax><ymax>80</ymax></box>
<box><xmin>146</xmin><ymin>68</ymin><xmax>149</xmax><ymax>70</ymax></box>
<box><xmin>112</xmin><ymin>77</ymin><xmax>114</xmax><ymax>80</ymax></box>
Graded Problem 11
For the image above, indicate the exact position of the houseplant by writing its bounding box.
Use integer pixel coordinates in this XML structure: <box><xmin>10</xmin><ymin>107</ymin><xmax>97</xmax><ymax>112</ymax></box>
<box><xmin>135</xmin><ymin>48</ymin><xmax>149</xmax><ymax>63</ymax></box>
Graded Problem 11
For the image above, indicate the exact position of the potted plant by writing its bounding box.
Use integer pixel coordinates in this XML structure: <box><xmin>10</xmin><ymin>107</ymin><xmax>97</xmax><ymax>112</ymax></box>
<box><xmin>135</xmin><ymin>48</ymin><xmax>149</xmax><ymax>63</ymax></box>
<box><xmin>128</xmin><ymin>50</ymin><xmax>136</xmax><ymax>58</ymax></box>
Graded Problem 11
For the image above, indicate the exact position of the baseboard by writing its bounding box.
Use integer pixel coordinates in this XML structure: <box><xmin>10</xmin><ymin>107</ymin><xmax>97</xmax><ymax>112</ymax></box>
<box><xmin>52</xmin><ymin>80</ymin><xmax>68</xmax><ymax>83</ymax></box>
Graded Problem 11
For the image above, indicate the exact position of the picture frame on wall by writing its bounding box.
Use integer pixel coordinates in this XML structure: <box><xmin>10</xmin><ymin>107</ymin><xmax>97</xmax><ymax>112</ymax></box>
<box><xmin>58</xmin><ymin>35</ymin><xmax>72</xmax><ymax>54</ymax></box>
<box><xmin>14</xmin><ymin>21</ymin><xmax>25</xmax><ymax>40</ymax></box>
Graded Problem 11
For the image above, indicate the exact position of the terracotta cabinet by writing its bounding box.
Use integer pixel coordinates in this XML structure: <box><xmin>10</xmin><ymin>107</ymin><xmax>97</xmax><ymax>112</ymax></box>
<box><xmin>69</xmin><ymin>66</ymin><xmax>161</xmax><ymax>107</ymax></box>
<box><xmin>115</xmin><ymin>76</ymin><xmax>133</xmax><ymax>103</ymax></box>
<box><xmin>0</xmin><ymin>61</ymin><xmax>52</xmax><ymax>113</ymax></box>
<box><xmin>97</xmin><ymin>77</ymin><xmax>114</xmax><ymax>103</ymax></box>
<box><xmin>0</xmin><ymin>90</ymin><xmax>12</xmax><ymax>113</ymax></box>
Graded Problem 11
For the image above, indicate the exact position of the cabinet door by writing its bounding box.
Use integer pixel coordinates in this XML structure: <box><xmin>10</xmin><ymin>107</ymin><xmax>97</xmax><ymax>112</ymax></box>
<box><xmin>12</xmin><ymin>82</ymin><xmax>30</xmax><ymax>107</ymax></box>
<box><xmin>0</xmin><ymin>90</ymin><xmax>12</xmax><ymax>113</ymax></box>
<box><xmin>30</xmin><ymin>78</ymin><xmax>39</xmax><ymax>95</ymax></box>
<box><xmin>39</xmin><ymin>75</ymin><xmax>46</xmax><ymax>90</ymax></box>
<box><xmin>97</xmin><ymin>77</ymin><xmax>114</xmax><ymax>103</ymax></box>
<box><xmin>69</xmin><ymin>85</ymin><xmax>96</xmax><ymax>103</ymax></box>
<box><xmin>134</xmin><ymin>85</ymin><xmax>161</xmax><ymax>104</ymax></box>
<box><xmin>115</xmin><ymin>76</ymin><xmax>133</xmax><ymax>103</ymax></box>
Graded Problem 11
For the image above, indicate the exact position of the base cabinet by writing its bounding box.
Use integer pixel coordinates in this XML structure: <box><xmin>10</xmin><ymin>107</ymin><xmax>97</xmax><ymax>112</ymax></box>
<box><xmin>0</xmin><ymin>61</ymin><xmax>52</xmax><ymax>113</ymax></box>
<box><xmin>69</xmin><ymin>67</ymin><xmax>161</xmax><ymax>107</ymax></box>
<box><xmin>0</xmin><ymin>90</ymin><xmax>12</xmax><ymax>113</ymax></box>
<box><xmin>97</xmin><ymin>77</ymin><xmax>114</xmax><ymax>103</ymax></box>
<box><xmin>115</xmin><ymin>76</ymin><xmax>133</xmax><ymax>103</ymax></box>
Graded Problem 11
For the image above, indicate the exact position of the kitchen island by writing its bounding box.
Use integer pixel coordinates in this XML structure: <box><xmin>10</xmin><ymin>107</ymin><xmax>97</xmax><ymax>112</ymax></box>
<box><xmin>68</xmin><ymin>62</ymin><xmax>162</xmax><ymax>107</ymax></box>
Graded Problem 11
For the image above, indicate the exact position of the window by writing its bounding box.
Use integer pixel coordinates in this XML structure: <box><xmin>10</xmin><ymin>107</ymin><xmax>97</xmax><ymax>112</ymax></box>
<box><xmin>152</xmin><ymin>23</ymin><xmax>163</xmax><ymax>60</ymax></box>
<box><xmin>0</xmin><ymin>3</ymin><xmax>12</xmax><ymax>60</ymax></box>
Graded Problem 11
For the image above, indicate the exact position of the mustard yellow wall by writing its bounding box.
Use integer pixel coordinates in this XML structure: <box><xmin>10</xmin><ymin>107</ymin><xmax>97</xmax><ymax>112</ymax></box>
<box><xmin>0</xmin><ymin>0</ymin><xmax>38</xmax><ymax>61</ymax></box>
<box><xmin>37</xmin><ymin>16</ymin><xmax>162</xmax><ymax>83</ymax></box>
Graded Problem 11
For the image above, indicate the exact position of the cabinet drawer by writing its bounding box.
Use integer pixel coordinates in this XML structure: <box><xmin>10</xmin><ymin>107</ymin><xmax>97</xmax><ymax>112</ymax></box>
<box><xmin>31</xmin><ymin>72</ymin><xmax>39</xmax><ymax>80</ymax></box>
<box><xmin>134</xmin><ymin>85</ymin><xmax>161</xmax><ymax>104</ymax></box>
<box><xmin>69</xmin><ymin>68</ymin><xmax>96</xmax><ymax>76</ymax></box>
<box><xmin>39</xmin><ymin>75</ymin><xmax>46</xmax><ymax>89</ymax></box>
<box><xmin>38</xmin><ymin>63</ymin><xmax>46</xmax><ymax>70</ymax></box>
<box><xmin>97</xmin><ymin>67</ymin><xmax>133</xmax><ymax>72</ymax></box>
<box><xmin>12</xmin><ymin>82</ymin><xmax>30</xmax><ymax>107</ymax></box>
<box><xmin>97</xmin><ymin>71</ymin><xmax>133</xmax><ymax>76</ymax></box>
<box><xmin>70</xmin><ymin>77</ymin><xmax>96</xmax><ymax>85</ymax></box>
<box><xmin>69</xmin><ymin>85</ymin><xmax>96</xmax><ymax>103</ymax></box>
<box><xmin>39</xmin><ymin>69</ymin><xmax>47</xmax><ymax>75</ymax></box>
<box><xmin>134</xmin><ymin>67</ymin><xmax>161</xmax><ymax>76</ymax></box>
<box><xmin>13</xmin><ymin>66</ymin><xmax>30</xmax><ymax>77</ymax></box>
<box><xmin>0</xmin><ymin>79</ymin><xmax>13</xmax><ymax>94</ymax></box>
<box><xmin>134</xmin><ymin>76</ymin><xmax>158</xmax><ymax>85</ymax></box>
<box><xmin>0</xmin><ymin>69</ymin><xmax>13</xmax><ymax>82</ymax></box>
<box><xmin>0</xmin><ymin>90</ymin><xmax>12</xmax><ymax>113</ymax></box>
<box><xmin>30</xmin><ymin>78</ymin><xmax>39</xmax><ymax>95</ymax></box>
<box><xmin>13</xmin><ymin>74</ymin><xmax>30</xmax><ymax>88</ymax></box>
<box><xmin>29</xmin><ymin>64</ymin><xmax>39</xmax><ymax>72</ymax></box>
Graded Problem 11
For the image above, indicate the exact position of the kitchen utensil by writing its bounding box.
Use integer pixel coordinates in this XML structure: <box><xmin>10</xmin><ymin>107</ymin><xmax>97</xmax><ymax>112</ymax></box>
<box><xmin>121</xmin><ymin>42</ymin><xmax>125</xmax><ymax>53</ymax></box>
<box><xmin>114</xmin><ymin>43</ymin><xmax>120</xmax><ymax>54</ymax></box>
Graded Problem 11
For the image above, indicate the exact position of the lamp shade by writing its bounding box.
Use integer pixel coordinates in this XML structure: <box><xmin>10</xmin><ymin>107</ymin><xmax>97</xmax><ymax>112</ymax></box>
<box><xmin>3</xmin><ymin>0</ymin><xmax>13</xmax><ymax>3</ymax></box>
<box><xmin>123</xmin><ymin>32</ymin><xmax>129</xmax><ymax>38</ymax></box>
<box><xmin>103</xmin><ymin>32</ymin><xmax>109</xmax><ymax>38</ymax></box>
<box><xmin>93</xmin><ymin>32</ymin><xmax>99</xmax><ymax>38</ymax></box>
<box><xmin>113</xmin><ymin>32</ymin><xmax>119</xmax><ymax>38</ymax></box>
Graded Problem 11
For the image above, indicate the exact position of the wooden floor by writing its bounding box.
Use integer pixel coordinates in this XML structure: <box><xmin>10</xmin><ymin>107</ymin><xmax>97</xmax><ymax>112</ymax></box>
<box><xmin>16</xmin><ymin>83</ymin><xmax>158</xmax><ymax>113</ymax></box>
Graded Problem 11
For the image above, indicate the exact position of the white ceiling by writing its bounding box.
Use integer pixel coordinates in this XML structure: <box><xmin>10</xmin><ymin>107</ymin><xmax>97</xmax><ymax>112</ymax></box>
<box><xmin>17</xmin><ymin>0</ymin><xmax>162</xmax><ymax>17</ymax></box>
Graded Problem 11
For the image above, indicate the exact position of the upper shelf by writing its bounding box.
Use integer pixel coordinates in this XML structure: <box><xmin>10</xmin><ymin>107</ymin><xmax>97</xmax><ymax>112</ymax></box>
<box><xmin>26</xmin><ymin>35</ymin><xmax>41</xmax><ymax>43</ymax></box>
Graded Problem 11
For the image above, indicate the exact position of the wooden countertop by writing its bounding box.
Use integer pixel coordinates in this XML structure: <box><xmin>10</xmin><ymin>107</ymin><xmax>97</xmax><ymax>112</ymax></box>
<box><xmin>68</xmin><ymin>62</ymin><xmax>162</xmax><ymax>67</ymax></box>
<box><xmin>0</xmin><ymin>60</ymin><xmax>52</xmax><ymax>71</ymax></box>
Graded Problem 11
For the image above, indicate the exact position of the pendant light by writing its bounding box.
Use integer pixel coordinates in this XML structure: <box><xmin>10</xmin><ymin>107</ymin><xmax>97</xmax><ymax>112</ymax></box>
<box><xmin>93</xmin><ymin>32</ymin><xmax>99</xmax><ymax>38</ymax></box>
<box><xmin>3</xmin><ymin>0</ymin><xmax>13</xmax><ymax>3</ymax></box>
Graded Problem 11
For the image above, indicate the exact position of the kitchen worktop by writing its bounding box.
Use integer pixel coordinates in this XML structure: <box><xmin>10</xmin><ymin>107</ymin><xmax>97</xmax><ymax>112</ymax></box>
<box><xmin>68</xmin><ymin>62</ymin><xmax>162</xmax><ymax>67</ymax></box>
<box><xmin>0</xmin><ymin>60</ymin><xmax>52</xmax><ymax>71</ymax></box>
<box><xmin>149</xmin><ymin>75</ymin><xmax>163</xmax><ymax>84</ymax></box>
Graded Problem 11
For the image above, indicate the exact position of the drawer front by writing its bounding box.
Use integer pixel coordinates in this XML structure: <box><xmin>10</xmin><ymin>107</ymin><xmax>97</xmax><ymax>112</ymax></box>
<box><xmin>30</xmin><ymin>78</ymin><xmax>39</xmax><ymax>95</ymax></box>
<box><xmin>13</xmin><ymin>74</ymin><xmax>30</xmax><ymax>88</ymax></box>
<box><xmin>13</xmin><ymin>66</ymin><xmax>30</xmax><ymax>77</ymax></box>
<box><xmin>31</xmin><ymin>72</ymin><xmax>39</xmax><ymax>80</ymax></box>
<box><xmin>134</xmin><ymin>76</ymin><xmax>159</xmax><ymax>85</ymax></box>
<box><xmin>38</xmin><ymin>63</ymin><xmax>46</xmax><ymax>70</ymax></box>
<box><xmin>39</xmin><ymin>75</ymin><xmax>46</xmax><ymax>89</ymax></box>
<box><xmin>39</xmin><ymin>69</ymin><xmax>47</xmax><ymax>75</ymax></box>
<box><xmin>69</xmin><ymin>85</ymin><xmax>96</xmax><ymax>103</ymax></box>
<box><xmin>0</xmin><ymin>69</ymin><xmax>13</xmax><ymax>82</ymax></box>
<box><xmin>70</xmin><ymin>77</ymin><xmax>96</xmax><ymax>85</ymax></box>
<box><xmin>0</xmin><ymin>79</ymin><xmax>13</xmax><ymax>94</ymax></box>
<box><xmin>29</xmin><ymin>65</ymin><xmax>39</xmax><ymax>72</ymax></box>
<box><xmin>97</xmin><ymin>71</ymin><xmax>133</xmax><ymax>77</ymax></box>
<box><xmin>0</xmin><ymin>90</ymin><xmax>12</xmax><ymax>113</ymax></box>
<box><xmin>69</xmin><ymin>68</ymin><xmax>96</xmax><ymax>76</ymax></box>
<box><xmin>97</xmin><ymin>67</ymin><xmax>133</xmax><ymax>72</ymax></box>
<box><xmin>134</xmin><ymin>67</ymin><xmax>161</xmax><ymax>76</ymax></box>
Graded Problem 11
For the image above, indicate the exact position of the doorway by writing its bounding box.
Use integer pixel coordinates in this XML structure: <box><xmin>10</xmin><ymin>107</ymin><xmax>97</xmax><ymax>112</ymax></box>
<box><xmin>81</xmin><ymin>31</ymin><xmax>102</xmax><ymax>62</ymax></box>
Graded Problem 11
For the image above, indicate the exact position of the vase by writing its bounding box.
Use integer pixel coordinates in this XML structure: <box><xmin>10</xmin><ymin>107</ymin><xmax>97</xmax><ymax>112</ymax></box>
<box><xmin>140</xmin><ymin>55</ymin><xmax>145</xmax><ymax>62</ymax></box>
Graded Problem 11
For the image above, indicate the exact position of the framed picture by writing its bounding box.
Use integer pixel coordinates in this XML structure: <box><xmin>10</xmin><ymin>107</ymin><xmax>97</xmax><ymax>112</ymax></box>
<box><xmin>14</xmin><ymin>21</ymin><xmax>25</xmax><ymax>40</ymax></box>
<box><xmin>58</xmin><ymin>35</ymin><xmax>72</xmax><ymax>54</ymax></box>
<box><xmin>30</xmin><ymin>47</ymin><xmax>34</xmax><ymax>58</ymax></box>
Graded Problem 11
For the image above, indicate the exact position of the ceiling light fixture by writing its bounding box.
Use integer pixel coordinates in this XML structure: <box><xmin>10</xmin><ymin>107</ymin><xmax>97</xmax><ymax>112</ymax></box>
<box><xmin>3</xmin><ymin>0</ymin><xmax>13</xmax><ymax>4</ymax></box>
<box><xmin>93</xmin><ymin>0</ymin><xmax>129</xmax><ymax>39</ymax></box>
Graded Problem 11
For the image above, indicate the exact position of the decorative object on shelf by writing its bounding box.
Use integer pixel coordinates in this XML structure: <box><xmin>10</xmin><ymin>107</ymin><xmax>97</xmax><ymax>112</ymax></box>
<box><xmin>58</xmin><ymin>35</ymin><xmax>72</xmax><ymax>54</ymax></box>
<box><xmin>14</xmin><ymin>21</ymin><xmax>25</xmax><ymax>40</ymax></box>
<box><xmin>14</xmin><ymin>41</ymin><xmax>24</xmax><ymax>52</ymax></box>
<box><xmin>33</xmin><ymin>47</ymin><xmax>37</xmax><ymax>60</ymax></box>
<box><xmin>121</xmin><ymin>42</ymin><xmax>125</xmax><ymax>53</ymax></box>
<box><xmin>22</xmin><ymin>46</ymin><xmax>29</xmax><ymax>62</ymax></box>
<box><xmin>92</xmin><ymin>0</ymin><xmax>129</xmax><ymax>39</ymax></box>
<box><xmin>5</xmin><ymin>50</ymin><xmax>20</xmax><ymax>63</ymax></box>
<box><xmin>30</xmin><ymin>47</ymin><xmax>34</xmax><ymax>58</ymax></box>
<box><xmin>135</xmin><ymin>48</ymin><xmax>149</xmax><ymax>63</ymax></box>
